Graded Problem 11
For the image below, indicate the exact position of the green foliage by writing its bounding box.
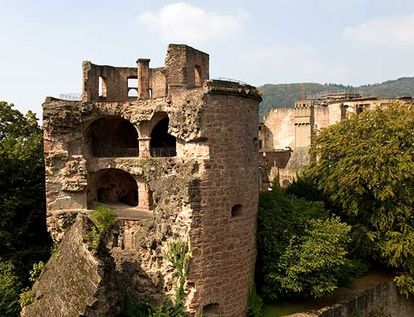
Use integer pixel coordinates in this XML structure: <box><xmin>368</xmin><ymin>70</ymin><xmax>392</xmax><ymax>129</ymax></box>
<box><xmin>0</xmin><ymin>102</ymin><xmax>51</xmax><ymax>315</ymax></box>
<box><xmin>0</xmin><ymin>101</ymin><xmax>51</xmax><ymax>266</ymax></box>
<box><xmin>305</xmin><ymin>105</ymin><xmax>414</xmax><ymax>294</ymax></box>
<box><xmin>29</xmin><ymin>261</ymin><xmax>44</xmax><ymax>282</ymax></box>
<box><xmin>90</xmin><ymin>205</ymin><xmax>117</xmax><ymax>234</ymax></box>
<box><xmin>257</xmin><ymin>187</ymin><xmax>354</xmax><ymax>300</ymax></box>
<box><xmin>247</xmin><ymin>283</ymin><xmax>263</xmax><ymax>317</ymax></box>
<box><xmin>151</xmin><ymin>297</ymin><xmax>186</xmax><ymax>317</ymax></box>
<box><xmin>89</xmin><ymin>205</ymin><xmax>117</xmax><ymax>248</ymax></box>
<box><xmin>121</xmin><ymin>294</ymin><xmax>153</xmax><ymax>317</ymax></box>
<box><xmin>258</xmin><ymin>77</ymin><xmax>414</xmax><ymax>117</ymax></box>
<box><xmin>274</xmin><ymin>217</ymin><xmax>351</xmax><ymax>298</ymax></box>
<box><xmin>165</xmin><ymin>240</ymin><xmax>190</xmax><ymax>307</ymax></box>
<box><xmin>0</xmin><ymin>260</ymin><xmax>22</xmax><ymax>316</ymax></box>
<box><xmin>18</xmin><ymin>289</ymin><xmax>34</xmax><ymax>307</ymax></box>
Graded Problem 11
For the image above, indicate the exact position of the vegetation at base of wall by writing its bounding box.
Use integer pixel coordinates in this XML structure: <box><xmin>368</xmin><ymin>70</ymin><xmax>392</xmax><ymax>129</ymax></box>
<box><xmin>0</xmin><ymin>101</ymin><xmax>52</xmax><ymax>316</ymax></box>
<box><xmin>89</xmin><ymin>205</ymin><xmax>117</xmax><ymax>249</ymax></box>
<box><xmin>165</xmin><ymin>239</ymin><xmax>190</xmax><ymax>308</ymax></box>
<box><xmin>0</xmin><ymin>260</ymin><xmax>22</xmax><ymax>316</ymax></box>
<box><xmin>121</xmin><ymin>294</ymin><xmax>153</xmax><ymax>317</ymax></box>
<box><xmin>256</xmin><ymin>186</ymin><xmax>360</xmax><ymax>301</ymax></box>
<box><xmin>247</xmin><ymin>283</ymin><xmax>263</xmax><ymax>317</ymax></box>
<box><xmin>120</xmin><ymin>293</ymin><xmax>186</xmax><ymax>317</ymax></box>
<box><xmin>120</xmin><ymin>241</ymin><xmax>190</xmax><ymax>317</ymax></box>
<box><xmin>19</xmin><ymin>288</ymin><xmax>34</xmax><ymax>307</ymax></box>
<box><xmin>299</xmin><ymin>105</ymin><xmax>414</xmax><ymax>296</ymax></box>
<box><xmin>29</xmin><ymin>261</ymin><xmax>45</xmax><ymax>282</ymax></box>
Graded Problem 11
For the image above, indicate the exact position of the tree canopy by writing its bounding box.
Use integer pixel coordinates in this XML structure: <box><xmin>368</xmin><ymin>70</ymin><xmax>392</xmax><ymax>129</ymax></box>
<box><xmin>304</xmin><ymin>104</ymin><xmax>414</xmax><ymax>295</ymax></box>
<box><xmin>256</xmin><ymin>187</ymin><xmax>356</xmax><ymax>300</ymax></box>
<box><xmin>0</xmin><ymin>101</ymin><xmax>51</xmax><ymax>315</ymax></box>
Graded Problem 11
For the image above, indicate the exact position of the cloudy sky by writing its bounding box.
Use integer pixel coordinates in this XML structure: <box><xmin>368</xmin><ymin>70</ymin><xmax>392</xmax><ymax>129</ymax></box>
<box><xmin>1</xmin><ymin>0</ymin><xmax>414</xmax><ymax>116</ymax></box>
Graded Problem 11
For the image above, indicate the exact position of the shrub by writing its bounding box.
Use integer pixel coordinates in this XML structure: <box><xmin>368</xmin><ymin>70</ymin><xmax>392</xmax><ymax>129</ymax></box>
<box><xmin>0</xmin><ymin>260</ymin><xmax>22</xmax><ymax>316</ymax></box>
<box><xmin>305</xmin><ymin>105</ymin><xmax>414</xmax><ymax>294</ymax></box>
<box><xmin>257</xmin><ymin>187</ymin><xmax>355</xmax><ymax>300</ymax></box>
<box><xmin>247</xmin><ymin>283</ymin><xmax>263</xmax><ymax>317</ymax></box>
<box><xmin>89</xmin><ymin>205</ymin><xmax>117</xmax><ymax>248</ymax></box>
<box><xmin>29</xmin><ymin>261</ymin><xmax>44</xmax><ymax>282</ymax></box>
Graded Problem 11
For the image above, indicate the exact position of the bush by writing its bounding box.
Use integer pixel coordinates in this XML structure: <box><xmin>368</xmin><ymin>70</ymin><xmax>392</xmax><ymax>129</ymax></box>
<box><xmin>90</xmin><ymin>205</ymin><xmax>117</xmax><ymax>235</ymax></box>
<box><xmin>0</xmin><ymin>260</ymin><xmax>22</xmax><ymax>316</ymax></box>
<box><xmin>304</xmin><ymin>105</ymin><xmax>414</xmax><ymax>294</ymax></box>
<box><xmin>29</xmin><ymin>261</ymin><xmax>44</xmax><ymax>282</ymax></box>
<box><xmin>256</xmin><ymin>186</ymin><xmax>355</xmax><ymax>300</ymax></box>
<box><xmin>247</xmin><ymin>283</ymin><xmax>263</xmax><ymax>317</ymax></box>
<box><xmin>89</xmin><ymin>205</ymin><xmax>117</xmax><ymax>248</ymax></box>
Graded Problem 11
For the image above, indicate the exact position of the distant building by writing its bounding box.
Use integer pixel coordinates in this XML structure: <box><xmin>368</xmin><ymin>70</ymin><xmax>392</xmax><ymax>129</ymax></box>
<box><xmin>259</xmin><ymin>92</ymin><xmax>413</xmax><ymax>188</ymax></box>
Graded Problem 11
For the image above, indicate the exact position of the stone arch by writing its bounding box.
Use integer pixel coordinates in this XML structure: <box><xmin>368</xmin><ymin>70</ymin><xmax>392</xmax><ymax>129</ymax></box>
<box><xmin>85</xmin><ymin>116</ymin><xmax>139</xmax><ymax>157</ymax></box>
<box><xmin>87</xmin><ymin>168</ymin><xmax>138</xmax><ymax>209</ymax></box>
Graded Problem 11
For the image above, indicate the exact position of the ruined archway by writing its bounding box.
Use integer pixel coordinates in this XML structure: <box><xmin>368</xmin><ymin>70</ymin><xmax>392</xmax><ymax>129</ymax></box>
<box><xmin>150</xmin><ymin>117</ymin><xmax>176</xmax><ymax>157</ymax></box>
<box><xmin>88</xmin><ymin>168</ymin><xmax>138</xmax><ymax>209</ymax></box>
<box><xmin>86</xmin><ymin>116</ymin><xmax>138</xmax><ymax>157</ymax></box>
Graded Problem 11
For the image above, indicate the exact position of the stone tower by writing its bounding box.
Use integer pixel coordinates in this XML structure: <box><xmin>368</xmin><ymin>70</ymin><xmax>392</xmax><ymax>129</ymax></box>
<box><xmin>42</xmin><ymin>44</ymin><xmax>261</xmax><ymax>316</ymax></box>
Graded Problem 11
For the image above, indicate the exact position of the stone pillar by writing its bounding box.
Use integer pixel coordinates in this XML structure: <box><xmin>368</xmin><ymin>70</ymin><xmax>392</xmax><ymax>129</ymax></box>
<box><xmin>137</xmin><ymin>58</ymin><xmax>150</xmax><ymax>99</ymax></box>
<box><xmin>138</xmin><ymin>182</ymin><xmax>149</xmax><ymax>209</ymax></box>
<box><xmin>139</xmin><ymin>137</ymin><xmax>151</xmax><ymax>158</ymax></box>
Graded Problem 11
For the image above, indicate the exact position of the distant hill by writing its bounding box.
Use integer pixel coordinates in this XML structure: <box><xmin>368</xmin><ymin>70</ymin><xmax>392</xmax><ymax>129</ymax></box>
<box><xmin>258</xmin><ymin>77</ymin><xmax>414</xmax><ymax>118</ymax></box>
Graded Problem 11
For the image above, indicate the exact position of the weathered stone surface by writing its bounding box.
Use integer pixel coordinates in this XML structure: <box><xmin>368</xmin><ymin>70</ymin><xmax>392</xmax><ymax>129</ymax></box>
<box><xmin>43</xmin><ymin>44</ymin><xmax>261</xmax><ymax>316</ymax></box>
<box><xmin>21</xmin><ymin>214</ymin><xmax>120</xmax><ymax>317</ymax></box>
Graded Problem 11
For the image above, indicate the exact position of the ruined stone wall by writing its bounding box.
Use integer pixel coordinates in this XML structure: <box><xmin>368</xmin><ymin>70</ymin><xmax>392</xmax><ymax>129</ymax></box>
<box><xmin>43</xmin><ymin>68</ymin><xmax>260</xmax><ymax>315</ymax></box>
<box><xmin>149</xmin><ymin>67</ymin><xmax>167</xmax><ymax>98</ymax></box>
<box><xmin>318</xmin><ymin>281</ymin><xmax>414</xmax><ymax>317</ymax></box>
<box><xmin>261</xmin><ymin>108</ymin><xmax>295</xmax><ymax>150</ymax></box>
<box><xmin>314</xmin><ymin>106</ymin><xmax>329</xmax><ymax>131</ymax></box>
<box><xmin>166</xmin><ymin>44</ymin><xmax>209</xmax><ymax>89</ymax></box>
<box><xmin>82</xmin><ymin>63</ymin><xmax>138</xmax><ymax>102</ymax></box>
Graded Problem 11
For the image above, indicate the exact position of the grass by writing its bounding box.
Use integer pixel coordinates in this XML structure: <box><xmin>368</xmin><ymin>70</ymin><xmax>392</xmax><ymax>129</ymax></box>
<box><xmin>263</xmin><ymin>303</ymin><xmax>308</xmax><ymax>317</ymax></box>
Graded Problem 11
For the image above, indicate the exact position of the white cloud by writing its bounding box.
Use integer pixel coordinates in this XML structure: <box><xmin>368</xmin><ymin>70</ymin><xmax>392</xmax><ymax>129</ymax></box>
<box><xmin>343</xmin><ymin>14</ymin><xmax>414</xmax><ymax>48</ymax></box>
<box><xmin>138</xmin><ymin>2</ymin><xmax>246</xmax><ymax>44</ymax></box>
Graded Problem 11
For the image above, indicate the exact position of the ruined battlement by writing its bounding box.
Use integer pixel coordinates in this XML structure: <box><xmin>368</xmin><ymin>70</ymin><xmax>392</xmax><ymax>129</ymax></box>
<box><xmin>81</xmin><ymin>44</ymin><xmax>209</xmax><ymax>102</ymax></box>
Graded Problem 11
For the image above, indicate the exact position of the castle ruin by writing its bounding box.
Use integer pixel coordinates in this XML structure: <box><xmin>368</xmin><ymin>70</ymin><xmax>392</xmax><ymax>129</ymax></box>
<box><xmin>38</xmin><ymin>44</ymin><xmax>261</xmax><ymax>316</ymax></box>
<box><xmin>259</xmin><ymin>92</ymin><xmax>413</xmax><ymax>188</ymax></box>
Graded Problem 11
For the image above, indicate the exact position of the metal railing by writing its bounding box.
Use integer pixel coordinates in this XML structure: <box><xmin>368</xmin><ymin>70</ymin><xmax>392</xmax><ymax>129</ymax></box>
<box><xmin>150</xmin><ymin>147</ymin><xmax>176</xmax><ymax>157</ymax></box>
<box><xmin>58</xmin><ymin>93</ymin><xmax>81</xmax><ymax>101</ymax></box>
<box><xmin>93</xmin><ymin>147</ymin><xmax>139</xmax><ymax>157</ymax></box>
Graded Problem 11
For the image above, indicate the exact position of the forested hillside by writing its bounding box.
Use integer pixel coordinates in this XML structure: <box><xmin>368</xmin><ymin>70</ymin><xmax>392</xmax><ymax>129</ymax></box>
<box><xmin>258</xmin><ymin>77</ymin><xmax>414</xmax><ymax>117</ymax></box>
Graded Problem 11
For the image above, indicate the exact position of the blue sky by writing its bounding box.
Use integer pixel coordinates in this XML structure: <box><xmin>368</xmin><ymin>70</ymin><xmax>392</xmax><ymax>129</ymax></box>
<box><xmin>1</xmin><ymin>0</ymin><xmax>414</xmax><ymax>116</ymax></box>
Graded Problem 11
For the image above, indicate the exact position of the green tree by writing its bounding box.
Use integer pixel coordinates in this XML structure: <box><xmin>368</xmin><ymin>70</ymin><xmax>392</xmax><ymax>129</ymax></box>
<box><xmin>305</xmin><ymin>104</ymin><xmax>414</xmax><ymax>295</ymax></box>
<box><xmin>256</xmin><ymin>187</ymin><xmax>354</xmax><ymax>300</ymax></box>
<box><xmin>0</xmin><ymin>102</ymin><xmax>50</xmax><ymax>265</ymax></box>
<box><xmin>0</xmin><ymin>102</ymin><xmax>51</xmax><ymax>315</ymax></box>
<box><xmin>0</xmin><ymin>260</ymin><xmax>22</xmax><ymax>316</ymax></box>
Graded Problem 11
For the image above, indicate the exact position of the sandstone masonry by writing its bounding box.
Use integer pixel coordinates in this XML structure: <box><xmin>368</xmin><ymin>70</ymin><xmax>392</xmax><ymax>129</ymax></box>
<box><xmin>42</xmin><ymin>44</ymin><xmax>261</xmax><ymax>316</ymax></box>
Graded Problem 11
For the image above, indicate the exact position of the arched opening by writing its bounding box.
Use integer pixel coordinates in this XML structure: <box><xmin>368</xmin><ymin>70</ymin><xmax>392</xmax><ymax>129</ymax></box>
<box><xmin>231</xmin><ymin>204</ymin><xmax>242</xmax><ymax>217</ymax></box>
<box><xmin>203</xmin><ymin>303</ymin><xmax>220</xmax><ymax>317</ymax></box>
<box><xmin>86</xmin><ymin>116</ymin><xmax>138</xmax><ymax>157</ymax></box>
<box><xmin>127</xmin><ymin>77</ymin><xmax>138</xmax><ymax>97</ymax></box>
<box><xmin>89</xmin><ymin>169</ymin><xmax>138</xmax><ymax>209</ymax></box>
<box><xmin>150</xmin><ymin>117</ymin><xmax>176</xmax><ymax>157</ymax></box>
